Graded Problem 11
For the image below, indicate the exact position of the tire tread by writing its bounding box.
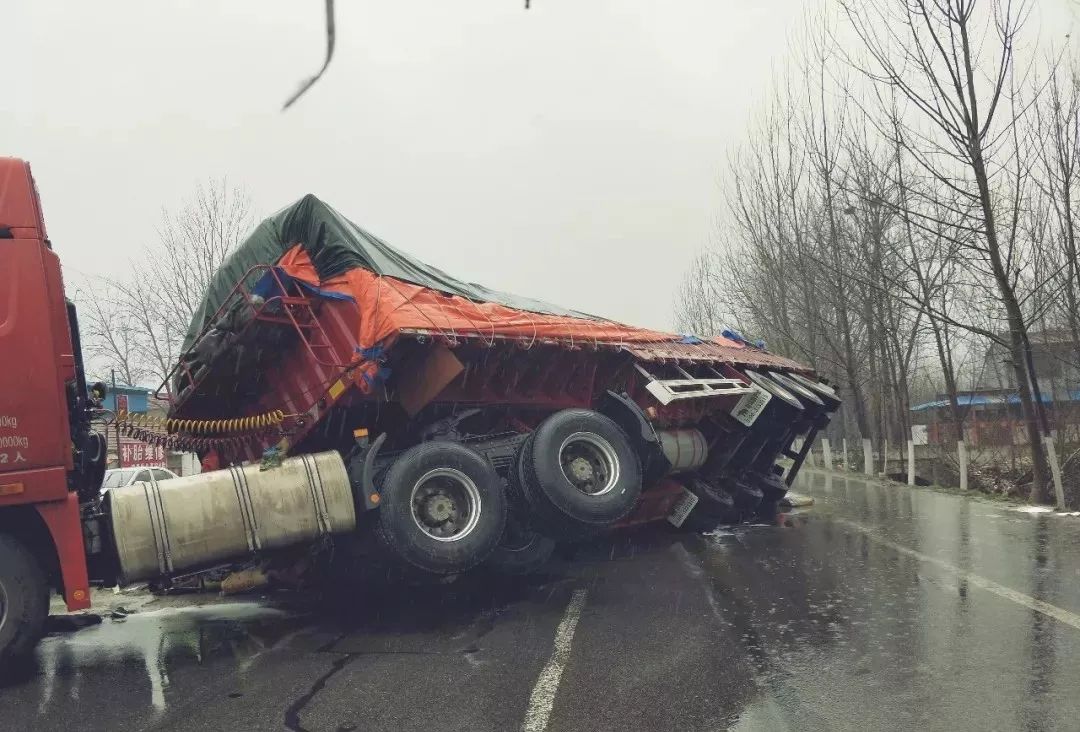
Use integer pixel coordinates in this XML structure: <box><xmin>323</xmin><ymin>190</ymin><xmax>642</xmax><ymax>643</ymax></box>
<box><xmin>0</xmin><ymin>533</ymin><xmax>49</xmax><ymax>664</ymax></box>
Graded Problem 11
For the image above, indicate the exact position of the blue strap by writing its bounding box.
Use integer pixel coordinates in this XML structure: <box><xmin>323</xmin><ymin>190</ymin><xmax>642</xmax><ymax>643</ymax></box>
<box><xmin>252</xmin><ymin>267</ymin><xmax>356</xmax><ymax>303</ymax></box>
<box><xmin>355</xmin><ymin>345</ymin><xmax>385</xmax><ymax>360</ymax></box>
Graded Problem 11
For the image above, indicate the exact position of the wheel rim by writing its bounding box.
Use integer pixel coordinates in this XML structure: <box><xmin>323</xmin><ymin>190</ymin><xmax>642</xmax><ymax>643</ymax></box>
<box><xmin>410</xmin><ymin>468</ymin><xmax>482</xmax><ymax>542</ymax></box>
<box><xmin>558</xmin><ymin>432</ymin><xmax>620</xmax><ymax>496</ymax></box>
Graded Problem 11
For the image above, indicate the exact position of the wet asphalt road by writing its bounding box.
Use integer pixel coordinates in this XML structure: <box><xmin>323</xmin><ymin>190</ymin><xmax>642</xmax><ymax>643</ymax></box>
<box><xmin>4</xmin><ymin>471</ymin><xmax>1080</xmax><ymax>732</ymax></box>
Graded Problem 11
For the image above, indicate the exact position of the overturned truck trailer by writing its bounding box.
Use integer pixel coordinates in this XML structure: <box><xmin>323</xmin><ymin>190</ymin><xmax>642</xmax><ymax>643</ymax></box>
<box><xmin>153</xmin><ymin>195</ymin><xmax>840</xmax><ymax>575</ymax></box>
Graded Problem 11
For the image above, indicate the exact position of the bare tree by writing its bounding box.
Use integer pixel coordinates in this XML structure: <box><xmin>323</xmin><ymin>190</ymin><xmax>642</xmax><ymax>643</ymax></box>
<box><xmin>145</xmin><ymin>179</ymin><xmax>254</xmax><ymax>370</ymax></box>
<box><xmin>81</xmin><ymin>180</ymin><xmax>254</xmax><ymax>387</ymax></box>
<box><xmin>840</xmin><ymin>0</ymin><xmax>1053</xmax><ymax>501</ymax></box>
<box><xmin>1033</xmin><ymin>59</ymin><xmax>1080</xmax><ymax>363</ymax></box>
<box><xmin>674</xmin><ymin>250</ymin><xmax>729</xmax><ymax>337</ymax></box>
<box><xmin>77</xmin><ymin>279</ymin><xmax>147</xmax><ymax>385</ymax></box>
<box><xmin>674</xmin><ymin>1</ymin><xmax>1080</xmax><ymax>502</ymax></box>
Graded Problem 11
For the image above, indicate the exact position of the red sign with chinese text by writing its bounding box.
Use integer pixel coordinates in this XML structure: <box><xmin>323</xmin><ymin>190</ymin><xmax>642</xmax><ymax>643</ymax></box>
<box><xmin>119</xmin><ymin>440</ymin><xmax>166</xmax><ymax>467</ymax></box>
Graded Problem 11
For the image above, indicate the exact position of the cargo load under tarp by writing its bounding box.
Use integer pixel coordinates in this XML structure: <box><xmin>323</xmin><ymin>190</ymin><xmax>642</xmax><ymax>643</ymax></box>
<box><xmin>182</xmin><ymin>194</ymin><xmax>802</xmax><ymax>369</ymax></box>
<box><xmin>183</xmin><ymin>194</ymin><xmax>600</xmax><ymax>353</ymax></box>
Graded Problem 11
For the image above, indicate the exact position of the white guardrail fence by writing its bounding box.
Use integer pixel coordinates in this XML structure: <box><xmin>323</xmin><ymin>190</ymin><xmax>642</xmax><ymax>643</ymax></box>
<box><xmin>796</xmin><ymin>434</ymin><xmax>1068</xmax><ymax>510</ymax></box>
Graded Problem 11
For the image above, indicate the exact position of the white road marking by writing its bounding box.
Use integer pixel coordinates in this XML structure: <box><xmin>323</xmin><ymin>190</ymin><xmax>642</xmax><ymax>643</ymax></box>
<box><xmin>521</xmin><ymin>589</ymin><xmax>589</xmax><ymax>732</ymax></box>
<box><xmin>836</xmin><ymin>518</ymin><xmax>1080</xmax><ymax>632</ymax></box>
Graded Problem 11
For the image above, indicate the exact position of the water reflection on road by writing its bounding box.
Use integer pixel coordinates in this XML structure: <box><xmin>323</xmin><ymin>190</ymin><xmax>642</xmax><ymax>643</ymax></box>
<box><xmin>722</xmin><ymin>471</ymin><xmax>1080</xmax><ymax>731</ymax></box>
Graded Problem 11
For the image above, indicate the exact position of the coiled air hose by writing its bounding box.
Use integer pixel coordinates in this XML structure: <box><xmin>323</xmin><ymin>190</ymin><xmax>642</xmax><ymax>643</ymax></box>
<box><xmin>114</xmin><ymin>409</ymin><xmax>291</xmax><ymax>451</ymax></box>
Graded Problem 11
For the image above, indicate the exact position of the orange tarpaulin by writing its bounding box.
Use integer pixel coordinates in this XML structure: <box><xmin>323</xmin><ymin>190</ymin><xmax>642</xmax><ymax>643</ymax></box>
<box><xmin>276</xmin><ymin>245</ymin><xmax>752</xmax><ymax>352</ymax></box>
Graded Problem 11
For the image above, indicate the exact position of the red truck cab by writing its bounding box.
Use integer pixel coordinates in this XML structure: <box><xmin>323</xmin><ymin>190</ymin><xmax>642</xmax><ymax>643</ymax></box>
<box><xmin>0</xmin><ymin>158</ymin><xmax>103</xmax><ymax>661</ymax></box>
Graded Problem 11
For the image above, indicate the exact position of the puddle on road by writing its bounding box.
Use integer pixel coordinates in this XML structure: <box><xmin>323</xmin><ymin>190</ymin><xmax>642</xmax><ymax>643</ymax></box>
<box><xmin>9</xmin><ymin>602</ymin><xmax>309</xmax><ymax>713</ymax></box>
<box><xmin>702</xmin><ymin>511</ymin><xmax>813</xmax><ymax>538</ymax></box>
<box><xmin>1</xmin><ymin>570</ymin><xmax>565</xmax><ymax>719</ymax></box>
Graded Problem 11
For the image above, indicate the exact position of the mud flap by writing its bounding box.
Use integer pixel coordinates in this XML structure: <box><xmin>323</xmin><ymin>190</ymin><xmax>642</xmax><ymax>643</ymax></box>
<box><xmin>666</xmin><ymin>485</ymin><xmax>699</xmax><ymax>528</ymax></box>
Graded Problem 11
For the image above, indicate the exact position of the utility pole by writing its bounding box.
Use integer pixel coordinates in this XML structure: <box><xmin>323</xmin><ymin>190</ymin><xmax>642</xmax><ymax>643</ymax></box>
<box><xmin>112</xmin><ymin>369</ymin><xmax>122</xmax><ymax>468</ymax></box>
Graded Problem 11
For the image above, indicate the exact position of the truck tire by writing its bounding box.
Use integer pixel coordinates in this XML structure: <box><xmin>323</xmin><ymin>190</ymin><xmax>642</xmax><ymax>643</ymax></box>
<box><xmin>755</xmin><ymin>473</ymin><xmax>788</xmax><ymax>519</ymax></box>
<box><xmin>0</xmin><ymin>533</ymin><xmax>49</xmax><ymax>666</ymax></box>
<box><xmin>517</xmin><ymin>409</ymin><xmax>642</xmax><ymax>537</ymax></box>
<box><xmin>484</xmin><ymin>516</ymin><xmax>556</xmax><ymax>575</ymax></box>
<box><xmin>732</xmin><ymin>480</ymin><xmax>764</xmax><ymax>517</ymax></box>
<box><xmin>683</xmin><ymin>478</ymin><xmax>738</xmax><ymax>531</ymax></box>
<box><xmin>375</xmin><ymin>441</ymin><xmax>507</xmax><ymax>575</ymax></box>
<box><xmin>758</xmin><ymin>472</ymin><xmax>788</xmax><ymax>502</ymax></box>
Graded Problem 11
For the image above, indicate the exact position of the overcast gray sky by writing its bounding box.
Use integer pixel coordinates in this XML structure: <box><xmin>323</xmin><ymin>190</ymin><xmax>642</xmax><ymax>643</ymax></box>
<box><xmin>9</xmin><ymin>1</ymin><xmax>812</xmax><ymax>330</ymax></box>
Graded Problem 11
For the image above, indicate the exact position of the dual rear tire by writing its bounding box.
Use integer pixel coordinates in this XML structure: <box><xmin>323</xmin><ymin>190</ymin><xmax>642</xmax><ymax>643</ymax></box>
<box><xmin>682</xmin><ymin>472</ymin><xmax>790</xmax><ymax>531</ymax></box>
<box><xmin>683</xmin><ymin>478</ymin><xmax>739</xmax><ymax>531</ymax></box>
<box><xmin>375</xmin><ymin>441</ymin><xmax>507</xmax><ymax>575</ymax></box>
<box><xmin>513</xmin><ymin>409</ymin><xmax>642</xmax><ymax>539</ymax></box>
<box><xmin>374</xmin><ymin>409</ymin><xmax>643</xmax><ymax>575</ymax></box>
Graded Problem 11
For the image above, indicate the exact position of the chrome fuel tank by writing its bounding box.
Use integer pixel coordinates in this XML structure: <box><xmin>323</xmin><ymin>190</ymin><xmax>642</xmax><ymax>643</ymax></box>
<box><xmin>107</xmin><ymin>451</ymin><xmax>355</xmax><ymax>583</ymax></box>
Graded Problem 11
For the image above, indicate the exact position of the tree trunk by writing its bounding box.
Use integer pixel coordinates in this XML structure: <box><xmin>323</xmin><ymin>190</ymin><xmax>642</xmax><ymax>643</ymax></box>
<box><xmin>1061</xmin><ymin>185</ymin><xmax>1080</xmax><ymax>365</ymax></box>
<box><xmin>970</xmin><ymin>148</ymin><xmax>1051</xmax><ymax>501</ymax></box>
<box><xmin>837</xmin><ymin>280</ymin><xmax>872</xmax><ymax>438</ymax></box>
